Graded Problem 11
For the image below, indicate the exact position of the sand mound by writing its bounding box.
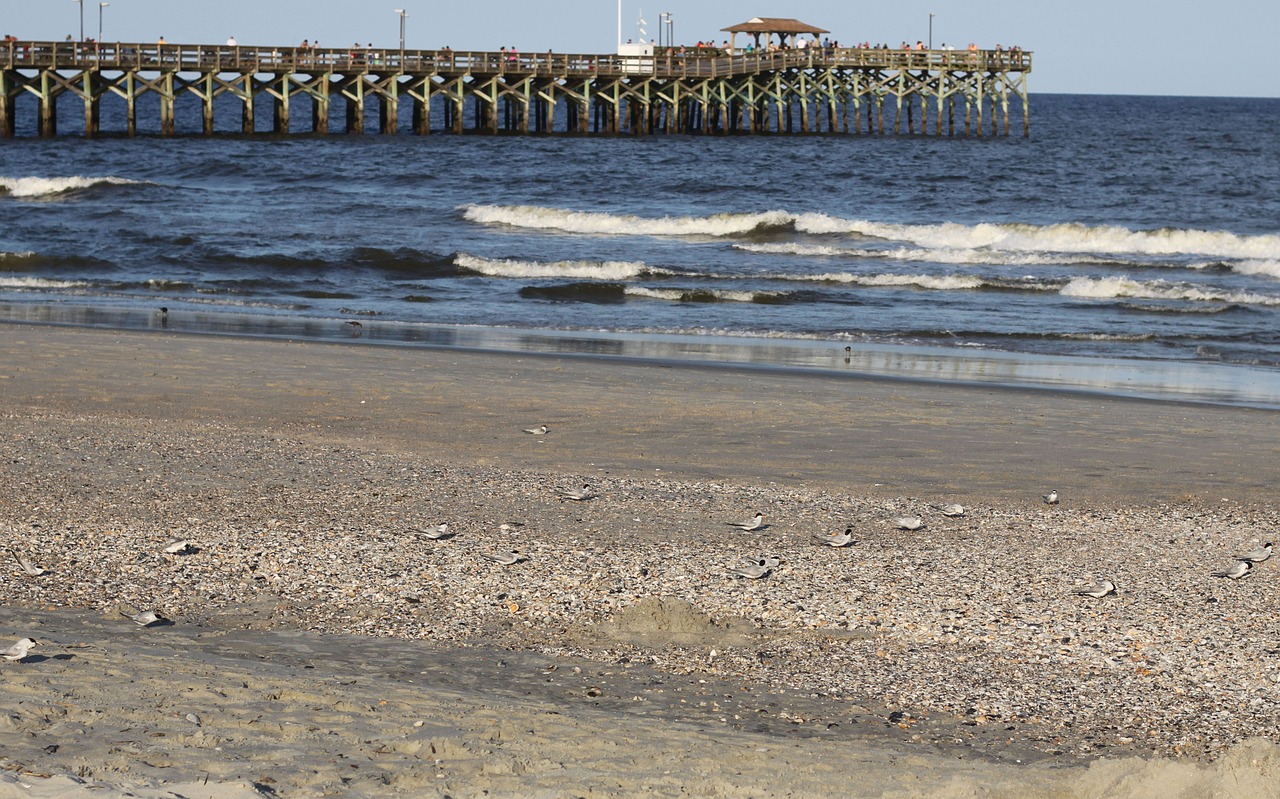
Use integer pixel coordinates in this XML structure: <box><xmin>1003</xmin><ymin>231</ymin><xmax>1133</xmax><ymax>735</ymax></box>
<box><xmin>578</xmin><ymin>597</ymin><xmax>757</xmax><ymax>648</ymax></box>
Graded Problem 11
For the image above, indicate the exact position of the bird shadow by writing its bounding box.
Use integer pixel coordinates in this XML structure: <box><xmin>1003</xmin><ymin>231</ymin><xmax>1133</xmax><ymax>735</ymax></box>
<box><xmin>20</xmin><ymin>653</ymin><xmax>76</xmax><ymax>663</ymax></box>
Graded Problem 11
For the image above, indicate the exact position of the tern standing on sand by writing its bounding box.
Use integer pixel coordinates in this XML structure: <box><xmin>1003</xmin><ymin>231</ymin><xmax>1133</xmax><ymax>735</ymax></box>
<box><xmin>1</xmin><ymin>637</ymin><xmax>38</xmax><ymax>662</ymax></box>
<box><xmin>1212</xmin><ymin>560</ymin><xmax>1253</xmax><ymax>579</ymax></box>
<box><xmin>1074</xmin><ymin>579</ymin><xmax>1117</xmax><ymax>598</ymax></box>
<box><xmin>1236</xmin><ymin>542</ymin><xmax>1273</xmax><ymax>563</ymax></box>
<box><xmin>728</xmin><ymin>512</ymin><xmax>764</xmax><ymax>531</ymax></box>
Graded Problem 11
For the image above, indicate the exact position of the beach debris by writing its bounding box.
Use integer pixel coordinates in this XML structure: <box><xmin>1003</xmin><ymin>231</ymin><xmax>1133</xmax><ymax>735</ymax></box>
<box><xmin>163</xmin><ymin>539</ymin><xmax>193</xmax><ymax>555</ymax></box>
<box><xmin>523</xmin><ymin>424</ymin><xmax>549</xmax><ymax>435</ymax></box>
<box><xmin>1212</xmin><ymin>560</ymin><xmax>1253</xmax><ymax>580</ymax></box>
<box><xmin>893</xmin><ymin>516</ymin><xmax>924</xmax><ymax>531</ymax></box>
<box><xmin>1042</xmin><ymin>490</ymin><xmax>1059</xmax><ymax>505</ymax></box>
<box><xmin>122</xmin><ymin>609</ymin><xmax>166</xmax><ymax>627</ymax></box>
<box><xmin>1074</xmin><ymin>579</ymin><xmax>1118</xmax><ymax>598</ymax></box>
<box><xmin>559</xmin><ymin>483</ymin><xmax>593</xmax><ymax>501</ymax></box>
<box><xmin>483</xmin><ymin>550</ymin><xmax>523</xmax><ymax>566</ymax></box>
<box><xmin>727</xmin><ymin>512</ymin><xmax>765</xmax><ymax>531</ymax></box>
<box><xmin>11</xmin><ymin>549</ymin><xmax>46</xmax><ymax>576</ymax></box>
<box><xmin>0</xmin><ymin>637</ymin><xmax>38</xmax><ymax>662</ymax></box>
<box><xmin>940</xmin><ymin>504</ymin><xmax>966</xmax><ymax>517</ymax></box>
<box><xmin>730</xmin><ymin>557</ymin><xmax>777</xmax><ymax>579</ymax></box>
<box><xmin>1236</xmin><ymin>542</ymin><xmax>1273</xmax><ymax>563</ymax></box>
<box><xmin>412</xmin><ymin>523</ymin><xmax>454</xmax><ymax>540</ymax></box>
<box><xmin>818</xmin><ymin>526</ymin><xmax>856</xmax><ymax>547</ymax></box>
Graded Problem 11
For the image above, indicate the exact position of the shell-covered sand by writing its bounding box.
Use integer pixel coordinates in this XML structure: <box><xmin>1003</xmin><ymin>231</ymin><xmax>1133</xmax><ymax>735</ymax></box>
<box><xmin>2</xmin><ymin>326</ymin><xmax>1280</xmax><ymax>797</ymax></box>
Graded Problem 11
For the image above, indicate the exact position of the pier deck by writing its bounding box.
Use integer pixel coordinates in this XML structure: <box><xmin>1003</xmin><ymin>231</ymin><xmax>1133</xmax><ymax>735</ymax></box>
<box><xmin>1</xmin><ymin>41</ymin><xmax>1031</xmax><ymax>138</ymax></box>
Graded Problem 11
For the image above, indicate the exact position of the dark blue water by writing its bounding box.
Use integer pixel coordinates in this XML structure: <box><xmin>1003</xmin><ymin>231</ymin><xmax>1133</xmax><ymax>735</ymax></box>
<box><xmin>2</xmin><ymin>94</ymin><xmax>1279</xmax><ymax>405</ymax></box>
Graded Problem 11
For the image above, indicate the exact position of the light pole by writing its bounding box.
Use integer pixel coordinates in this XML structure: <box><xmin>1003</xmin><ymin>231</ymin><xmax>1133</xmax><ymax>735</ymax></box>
<box><xmin>98</xmin><ymin>2</ymin><xmax>108</xmax><ymax>43</ymax></box>
<box><xmin>928</xmin><ymin>12</ymin><xmax>934</xmax><ymax>50</ymax></box>
<box><xmin>394</xmin><ymin>8</ymin><xmax>408</xmax><ymax>56</ymax></box>
<box><xmin>72</xmin><ymin>0</ymin><xmax>84</xmax><ymax>42</ymax></box>
<box><xmin>664</xmin><ymin>12</ymin><xmax>673</xmax><ymax>48</ymax></box>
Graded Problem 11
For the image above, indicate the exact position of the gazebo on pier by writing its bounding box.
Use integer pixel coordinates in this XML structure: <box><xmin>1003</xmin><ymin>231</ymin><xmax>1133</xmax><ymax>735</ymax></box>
<box><xmin>721</xmin><ymin>17</ymin><xmax>830</xmax><ymax>51</ymax></box>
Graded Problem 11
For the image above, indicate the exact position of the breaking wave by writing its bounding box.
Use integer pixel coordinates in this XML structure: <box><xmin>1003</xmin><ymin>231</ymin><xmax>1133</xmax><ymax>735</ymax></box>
<box><xmin>455</xmin><ymin>253</ymin><xmax>663</xmax><ymax>279</ymax></box>
<box><xmin>735</xmin><ymin>241</ymin><xmax>1122</xmax><ymax>267</ymax></box>
<box><xmin>792</xmin><ymin>213</ymin><xmax>1280</xmax><ymax>261</ymax></box>
<box><xmin>0</xmin><ymin>276</ymin><xmax>88</xmax><ymax>289</ymax></box>
<box><xmin>461</xmin><ymin>204</ymin><xmax>793</xmax><ymax>237</ymax></box>
<box><xmin>0</xmin><ymin>176</ymin><xmax>148</xmax><ymax>198</ymax></box>
<box><xmin>1061</xmin><ymin>277</ymin><xmax>1280</xmax><ymax>306</ymax></box>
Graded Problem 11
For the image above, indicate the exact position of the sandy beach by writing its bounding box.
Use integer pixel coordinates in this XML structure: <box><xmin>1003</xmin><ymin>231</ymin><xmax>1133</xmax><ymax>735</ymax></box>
<box><xmin>3</xmin><ymin>324</ymin><xmax>1280</xmax><ymax>797</ymax></box>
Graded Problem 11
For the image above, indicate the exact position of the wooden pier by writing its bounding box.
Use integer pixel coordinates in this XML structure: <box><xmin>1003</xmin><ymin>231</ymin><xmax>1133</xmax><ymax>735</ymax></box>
<box><xmin>0</xmin><ymin>41</ymin><xmax>1030</xmax><ymax>138</ymax></box>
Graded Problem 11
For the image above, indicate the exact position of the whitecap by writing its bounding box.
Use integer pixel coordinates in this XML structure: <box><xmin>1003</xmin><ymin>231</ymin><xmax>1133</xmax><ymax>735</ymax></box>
<box><xmin>460</xmin><ymin>204</ymin><xmax>793</xmax><ymax>237</ymax></box>
<box><xmin>0</xmin><ymin>276</ymin><xmax>88</xmax><ymax>289</ymax></box>
<box><xmin>0</xmin><ymin>176</ymin><xmax>147</xmax><ymax>198</ymax></box>
<box><xmin>1061</xmin><ymin>277</ymin><xmax>1280</xmax><ymax>306</ymax></box>
<box><xmin>455</xmin><ymin>253</ymin><xmax>654</xmax><ymax>279</ymax></box>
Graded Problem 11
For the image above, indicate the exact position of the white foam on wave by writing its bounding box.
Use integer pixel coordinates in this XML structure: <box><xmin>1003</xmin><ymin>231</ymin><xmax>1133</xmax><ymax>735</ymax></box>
<box><xmin>735</xmin><ymin>241</ymin><xmax>1114</xmax><ymax>267</ymax></box>
<box><xmin>624</xmin><ymin>286</ymin><xmax>771</xmax><ymax>303</ymax></box>
<box><xmin>1227</xmin><ymin>259</ymin><xmax>1280</xmax><ymax>279</ymax></box>
<box><xmin>806</xmin><ymin>272</ymin><xmax>986</xmax><ymax>290</ymax></box>
<box><xmin>0</xmin><ymin>175</ymin><xmax>146</xmax><ymax>198</ymax></box>
<box><xmin>793</xmin><ymin>213</ymin><xmax>1280</xmax><ymax>261</ymax></box>
<box><xmin>0</xmin><ymin>276</ymin><xmax>87</xmax><ymax>289</ymax></box>
<box><xmin>461</xmin><ymin>204</ymin><xmax>792</xmax><ymax>237</ymax></box>
<box><xmin>1061</xmin><ymin>277</ymin><xmax>1280</xmax><ymax>306</ymax></box>
<box><xmin>0</xmin><ymin>251</ymin><xmax>35</xmax><ymax>260</ymax></box>
<box><xmin>455</xmin><ymin>253</ymin><xmax>655</xmax><ymax>279</ymax></box>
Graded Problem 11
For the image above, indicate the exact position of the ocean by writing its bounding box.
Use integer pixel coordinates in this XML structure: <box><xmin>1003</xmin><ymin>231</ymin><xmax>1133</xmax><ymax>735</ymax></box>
<box><xmin>2</xmin><ymin>93</ymin><xmax>1279</xmax><ymax>406</ymax></box>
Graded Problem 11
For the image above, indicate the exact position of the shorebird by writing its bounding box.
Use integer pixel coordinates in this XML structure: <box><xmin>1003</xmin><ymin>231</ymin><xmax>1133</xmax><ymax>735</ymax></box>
<box><xmin>727</xmin><ymin>512</ymin><xmax>765</xmax><ymax>531</ymax></box>
<box><xmin>413</xmin><ymin>523</ymin><xmax>455</xmax><ymax>540</ymax></box>
<box><xmin>940</xmin><ymin>504</ymin><xmax>966</xmax><ymax>517</ymax></box>
<box><xmin>559</xmin><ymin>484</ymin><xmax>593</xmax><ymax>501</ymax></box>
<box><xmin>483</xmin><ymin>550</ymin><xmax>523</xmax><ymax>566</ymax></box>
<box><xmin>0</xmin><ymin>638</ymin><xmax>38</xmax><ymax>662</ymax></box>
<box><xmin>1074</xmin><ymin>579</ymin><xmax>1117</xmax><ymax>598</ymax></box>
<box><xmin>523</xmin><ymin>425</ymin><xmax>549</xmax><ymax>435</ymax></box>
<box><xmin>122</xmin><ymin>609</ymin><xmax>165</xmax><ymax>627</ymax></box>
<box><xmin>1042</xmin><ymin>490</ymin><xmax>1059</xmax><ymax>505</ymax></box>
<box><xmin>1236</xmin><ymin>542</ymin><xmax>1274</xmax><ymax>563</ymax></box>
<box><xmin>819</xmin><ymin>527</ymin><xmax>856</xmax><ymax>547</ymax></box>
<box><xmin>1212</xmin><ymin>560</ymin><xmax>1253</xmax><ymax>580</ymax></box>
<box><xmin>162</xmin><ymin>539</ymin><xmax>192</xmax><ymax>555</ymax></box>
<box><xmin>893</xmin><ymin>516</ymin><xmax>924</xmax><ymax>531</ymax></box>
<box><xmin>10</xmin><ymin>550</ymin><xmax>46</xmax><ymax>576</ymax></box>
<box><xmin>729</xmin><ymin>559</ymin><xmax>773</xmax><ymax>579</ymax></box>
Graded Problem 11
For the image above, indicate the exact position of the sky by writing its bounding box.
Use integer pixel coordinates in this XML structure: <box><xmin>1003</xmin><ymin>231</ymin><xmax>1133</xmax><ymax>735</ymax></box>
<box><xmin>3</xmin><ymin>0</ymin><xmax>1277</xmax><ymax>97</ymax></box>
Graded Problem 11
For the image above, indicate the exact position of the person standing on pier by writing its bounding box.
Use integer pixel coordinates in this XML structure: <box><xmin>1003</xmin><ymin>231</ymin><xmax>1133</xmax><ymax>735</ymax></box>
<box><xmin>227</xmin><ymin>35</ymin><xmax>237</xmax><ymax>47</ymax></box>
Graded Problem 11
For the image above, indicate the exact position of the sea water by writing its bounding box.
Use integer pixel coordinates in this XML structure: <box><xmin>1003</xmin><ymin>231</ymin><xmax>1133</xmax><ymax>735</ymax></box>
<box><xmin>1</xmin><ymin>93</ymin><xmax>1277</xmax><ymax>405</ymax></box>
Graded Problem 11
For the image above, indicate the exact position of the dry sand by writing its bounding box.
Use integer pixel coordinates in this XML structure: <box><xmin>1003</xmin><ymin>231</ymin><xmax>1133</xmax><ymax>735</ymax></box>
<box><xmin>3</xmin><ymin>324</ymin><xmax>1280</xmax><ymax>798</ymax></box>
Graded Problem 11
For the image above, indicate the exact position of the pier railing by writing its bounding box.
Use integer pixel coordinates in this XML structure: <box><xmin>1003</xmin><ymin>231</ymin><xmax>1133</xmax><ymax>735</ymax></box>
<box><xmin>1</xmin><ymin>39</ymin><xmax>1031</xmax><ymax>138</ymax></box>
<box><xmin>1</xmin><ymin>40</ymin><xmax>1031</xmax><ymax>79</ymax></box>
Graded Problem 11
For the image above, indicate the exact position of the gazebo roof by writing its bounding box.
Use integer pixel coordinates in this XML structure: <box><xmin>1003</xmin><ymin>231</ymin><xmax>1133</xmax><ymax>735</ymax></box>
<box><xmin>721</xmin><ymin>17</ymin><xmax>830</xmax><ymax>35</ymax></box>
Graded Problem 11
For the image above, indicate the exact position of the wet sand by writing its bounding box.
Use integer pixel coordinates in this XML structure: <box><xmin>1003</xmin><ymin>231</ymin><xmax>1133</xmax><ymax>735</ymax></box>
<box><xmin>3</xmin><ymin>324</ymin><xmax>1280</xmax><ymax>797</ymax></box>
<box><xmin>2</xmin><ymin>324</ymin><xmax>1277</xmax><ymax>503</ymax></box>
